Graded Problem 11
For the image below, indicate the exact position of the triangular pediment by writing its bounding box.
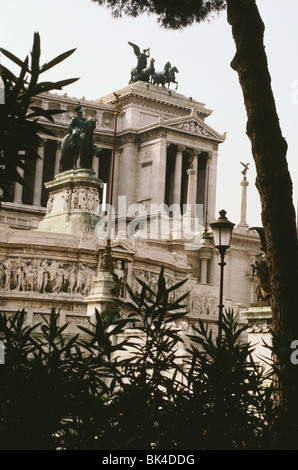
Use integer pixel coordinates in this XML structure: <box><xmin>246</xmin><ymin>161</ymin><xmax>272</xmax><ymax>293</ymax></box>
<box><xmin>110</xmin><ymin>241</ymin><xmax>136</xmax><ymax>256</ymax></box>
<box><xmin>138</xmin><ymin>108</ymin><xmax>225</xmax><ymax>143</ymax></box>
<box><xmin>164</xmin><ymin>112</ymin><xmax>225</xmax><ymax>142</ymax></box>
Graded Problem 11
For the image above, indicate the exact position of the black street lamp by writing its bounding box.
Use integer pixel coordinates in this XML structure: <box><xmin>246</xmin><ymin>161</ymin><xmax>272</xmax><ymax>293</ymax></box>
<box><xmin>210</xmin><ymin>210</ymin><xmax>235</xmax><ymax>344</ymax></box>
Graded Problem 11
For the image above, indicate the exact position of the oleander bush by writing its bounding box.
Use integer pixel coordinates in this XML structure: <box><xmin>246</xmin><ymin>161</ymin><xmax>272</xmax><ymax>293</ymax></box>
<box><xmin>0</xmin><ymin>267</ymin><xmax>295</xmax><ymax>450</ymax></box>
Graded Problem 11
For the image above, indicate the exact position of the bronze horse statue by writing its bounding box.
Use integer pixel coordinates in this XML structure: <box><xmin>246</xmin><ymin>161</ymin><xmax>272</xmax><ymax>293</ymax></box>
<box><xmin>139</xmin><ymin>58</ymin><xmax>156</xmax><ymax>83</ymax></box>
<box><xmin>59</xmin><ymin>118</ymin><xmax>99</xmax><ymax>172</ymax></box>
<box><xmin>152</xmin><ymin>61</ymin><xmax>171</xmax><ymax>87</ymax></box>
<box><xmin>165</xmin><ymin>66</ymin><xmax>179</xmax><ymax>90</ymax></box>
<box><xmin>152</xmin><ymin>62</ymin><xmax>179</xmax><ymax>90</ymax></box>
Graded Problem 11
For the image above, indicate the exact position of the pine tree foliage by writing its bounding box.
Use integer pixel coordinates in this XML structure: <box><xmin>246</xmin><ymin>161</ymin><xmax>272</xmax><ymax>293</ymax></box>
<box><xmin>92</xmin><ymin>0</ymin><xmax>226</xmax><ymax>28</ymax></box>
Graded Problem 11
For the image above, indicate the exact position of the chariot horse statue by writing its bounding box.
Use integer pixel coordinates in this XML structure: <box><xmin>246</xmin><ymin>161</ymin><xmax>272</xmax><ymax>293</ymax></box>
<box><xmin>59</xmin><ymin>105</ymin><xmax>100</xmax><ymax>172</ymax></box>
<box><xmin>152</xmin><ymin>62</ymin><xmax>179</xmax><ymax>90</ymax></box>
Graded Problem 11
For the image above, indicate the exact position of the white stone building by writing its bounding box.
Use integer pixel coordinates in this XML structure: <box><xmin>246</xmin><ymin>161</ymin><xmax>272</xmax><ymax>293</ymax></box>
<box><xmin>0</xmin><ymin>81</ymin><xmax>263</xmax><ymax>339</ymax></box>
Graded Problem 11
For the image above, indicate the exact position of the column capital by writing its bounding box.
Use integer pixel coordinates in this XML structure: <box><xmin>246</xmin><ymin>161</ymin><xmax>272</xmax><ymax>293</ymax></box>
<box><xmin>177</xmin><ymin>145</ymin><xmax>186</xmax><ymax>154</ymax></box>
<box><xmin>241</xmin><ymin>179</ymin><xmax>249</xmax><ymax>188</ymax></box>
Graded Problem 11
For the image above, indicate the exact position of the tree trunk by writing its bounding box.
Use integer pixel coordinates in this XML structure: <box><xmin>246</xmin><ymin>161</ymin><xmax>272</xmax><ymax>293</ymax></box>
<box><xmin>226</xmin><ymin>0</ymin><xmax>298</xmax><ymax>334</ymax></box>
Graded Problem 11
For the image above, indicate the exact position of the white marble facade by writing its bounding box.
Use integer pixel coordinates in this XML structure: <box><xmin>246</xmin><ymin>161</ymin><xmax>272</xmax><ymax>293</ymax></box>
<box><xmin>0</xmin><ymin>81</ymin><xmax>261</xmax><ymax>334</ymax></box>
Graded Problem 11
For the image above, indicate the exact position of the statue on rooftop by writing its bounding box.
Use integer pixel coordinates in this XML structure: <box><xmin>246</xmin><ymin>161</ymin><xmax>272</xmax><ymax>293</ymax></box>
<box><xmin>128</xmin><ymin>42</ymin><xmax>151</xmax><ymax>83</ymax></box>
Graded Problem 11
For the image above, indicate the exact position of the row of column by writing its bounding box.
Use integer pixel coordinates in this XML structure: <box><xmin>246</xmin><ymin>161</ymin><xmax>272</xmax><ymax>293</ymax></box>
<box><xmin>169</xmin><ymin>145</ymin><xmax>207</xmax><ymax>213</ymax></box>
<box><xmin>14</xmin><ymin>141</ymin><xmax>57</xmax><ymax>206</ymax></box>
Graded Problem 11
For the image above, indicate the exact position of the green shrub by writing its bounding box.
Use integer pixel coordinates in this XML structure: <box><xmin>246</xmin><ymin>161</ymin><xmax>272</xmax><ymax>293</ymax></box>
<box><xmin>0</xmin><ymin>268</ymin><xmax>289</xmax><ymax>450</ymax></box>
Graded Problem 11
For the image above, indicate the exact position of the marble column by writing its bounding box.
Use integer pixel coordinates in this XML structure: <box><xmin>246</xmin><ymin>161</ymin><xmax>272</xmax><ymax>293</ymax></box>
<box><xmin>173</xmin><ymin>146</ymin><xmax>184</xmax><ymax>208</ymax></box>
<box><xmin>186</xmin><ymin>167</ymin><xmax>196</xmax><ymax>216</ymax></box>
<box><xmin>54</xmin><ymin>141</ymin><xmax>61</xmax><ymax>176</ymax></box>
<box><xmin>14</xmin><ymin>152</ymin><xmax>25</xmax><ymax>204</ymax></box>
<box><xmin>192</xmin><ymin>153</ymin><xmax>199</xmax><ymax>209</ymax></box>
<box><xmin>92</xmin><ymin>150</ymin><xmax>101</xmax><ymax>176</ymax></box>
<box><xmin>151</xmin><ymin>137</ymin><xmax>168</xmax><ymax>208</ymax></box>
<box><xmin>120</xmin><ymin>140</ymin><xmax>138</xmax><ymax>211</ymax></box>
<box><xmin>33</xmin><ymin>142</ymin><xmax>45</xmax><ymax>206</ymax></box>
<box><xmin>185</xmin><ymin>151</ymin><xmax>198</xmax><ymax>216</ymax></box>
<box><xmin>206</xmin><ymin>152</ymin><xmax>217</xmax><ymax>223</ymax></box>
<box><xmin>238</xmin><ymin>177</ymin><xmax>249</xmax><ymax>228</ymax></box>
<box><xmin>200</xmin><ymin>257</ymin><xmax>208</xmax><ymax>284</ymax></box>
<box><xmin>203</xmin><ymin>154</ymin><xmax>211</xmax><ymax>236</ymax></box>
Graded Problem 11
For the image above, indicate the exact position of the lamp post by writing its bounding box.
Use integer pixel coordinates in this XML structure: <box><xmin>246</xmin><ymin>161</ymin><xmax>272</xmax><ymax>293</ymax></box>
<box><xmin>210</xmin><ymin>210</ymin><xmax>235</xmax><ymax>344</ymax></box>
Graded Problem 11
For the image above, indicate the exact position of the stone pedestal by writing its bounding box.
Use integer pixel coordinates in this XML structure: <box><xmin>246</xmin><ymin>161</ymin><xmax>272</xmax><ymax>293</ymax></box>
<box><xmin>37</xmin><ymin>169</ymin><xmax>103</xmax><ymax>235</ymax></box>
<box><xmin>85</xmin><ymin>269</ymin><xmax>117</xmax><ymax>320</ymax></box>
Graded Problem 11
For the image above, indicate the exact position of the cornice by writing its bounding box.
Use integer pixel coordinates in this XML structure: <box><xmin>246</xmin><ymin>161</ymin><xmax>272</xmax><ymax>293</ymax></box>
<box><xmin>99</xmin><ymin>82</ymin><xmax>212</xmax><ymax>118</ymax></box>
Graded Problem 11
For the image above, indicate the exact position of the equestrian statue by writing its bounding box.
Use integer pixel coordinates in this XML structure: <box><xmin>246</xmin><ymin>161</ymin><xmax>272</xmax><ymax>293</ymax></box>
<box><xmin>59</xmin><ymin>103</ymin><xmax>100</xmax><ymax>172</ymax></box>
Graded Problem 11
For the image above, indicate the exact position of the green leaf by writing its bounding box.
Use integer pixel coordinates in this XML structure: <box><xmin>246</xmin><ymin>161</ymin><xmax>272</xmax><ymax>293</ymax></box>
<box><xmin>40</xmin><ymin>48</ymin><xmax>77</xmax><ymax>73</ymax></box>
<box><xmin>26</xmin><ymin>106</ymin><xmax>65</xmax><ymax>123</ymax></box>
<box><xmin>0</xmin><ymin>47</ymin><xmax>27</xmax><ymax>68</ymax></box>
<box><xmin>29</xmin><ymin>77</ymin><xmax>79</xmax><ymax>95</ymax></box>
<box><xmin>29</xmin><ymin>32</ymin><xmax>41</xmax><ymax>87</ymax></box>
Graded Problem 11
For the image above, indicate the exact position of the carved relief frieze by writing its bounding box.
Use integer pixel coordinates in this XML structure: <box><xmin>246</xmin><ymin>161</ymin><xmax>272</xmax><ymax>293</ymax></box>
<box><xmin>0</xmin><ymin>257</ymin><xmax>96</xmax><ymax>296</ymax></box>
<box><xmin>169</xmin><ymin>120</ymin><xmax>221</xmax><ymax>141</ymax></box>
<box><xmin>47</xmin><ymin>187</ymin><xmax>100</xmax><ymax>215</ymax></box>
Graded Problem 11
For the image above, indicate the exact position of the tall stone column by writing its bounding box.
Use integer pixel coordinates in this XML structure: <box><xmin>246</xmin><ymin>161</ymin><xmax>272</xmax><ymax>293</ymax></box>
<box><xmin>238</xmin><ymin>176</ymin><xmax>249</xmax><ymax>228</ymax></box>
<box><xmin>92</xmin><ymin>150</ymin><xmax>100</xmax><ymax>176</ymax></box>
<box><xmin>207</xmin><ymin>151</ymin><xmax>217</xmax><ymax>223</ymax></box>
<box><xmin>186</xmin><ymin>167</ymin><xmax>196</xmax><ymax>216</ymax></box>
<box><xmin>120</xmin><ymin>139</ymin><xmax>138</xmax><ymax>212</ymax></box>
<box><xmin>173</xmin><ymin>146</ymin><xmax>184</xmax><ymax>208</ymax></box>
<box><xmin>110</xmin><ymin>149</ymin><xmax>120</xmax><ymax>212</ymax></box>
<box><xmin>54</xmin><ymin>141</ymin><xmax>61</xmax><ymax>176</ymax></box>
<box><xmin>33</xmin><ymin>142</ymin><xmax>45</xmax><ymax>206</ymax></box>
<box><xmin>192</xmin><ymin>153</ymin><xmax>199</xmax><ymax>208</ymax></box>
<box><xmin>182</xmin><ymin>151</ymin><xmax>201</xmax><ymax>248</ymax></box>
<box><xmin>151</xmin><ymin>136</ymin><xmax>168</xmax><ymax>208</ymax></box>
<box><xmin>200</xmin><ymin>257</ymin><xmax>208</xmax><ymax>284</ymax></box>
<box><xmin>14</xmin><ymin>151</ymin><xmax>25</xmax><ymax>204</ymax></box>
<box><xmin>185</xmin><ymin>150</ymin><xmax>197</xmax><ymax>216</ymax></box>
<box><xmin>203</xmin><ymin>154</ymin><xmax>211</xmax><ymax>237</ymax></box>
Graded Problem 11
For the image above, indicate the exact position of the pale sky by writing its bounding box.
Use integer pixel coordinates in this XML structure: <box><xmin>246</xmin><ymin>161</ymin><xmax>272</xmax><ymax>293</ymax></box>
<box><xmin>1</xmin><ymin>0</ymin><xmax>297</xmax><ymax>227</ymax></box>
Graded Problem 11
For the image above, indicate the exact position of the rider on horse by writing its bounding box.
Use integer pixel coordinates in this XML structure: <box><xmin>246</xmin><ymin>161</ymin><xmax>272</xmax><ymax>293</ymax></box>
<box><xmin>68</xmin><ymin>103</ymin><xmax>86</xmax><ymax>147</ymax></box>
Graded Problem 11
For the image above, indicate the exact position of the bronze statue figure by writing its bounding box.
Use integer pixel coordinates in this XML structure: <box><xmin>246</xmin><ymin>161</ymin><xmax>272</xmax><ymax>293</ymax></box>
<box><xmin>240</xmin><ymin>162</ymin><xmax>250</xmax><ymax>177</ymax></box>
<box><xmin>68</xmin><ymin>103</ymin><xmax>86</xmax><ymax>146</ymax></box>
<box><xmin>128</xmin><ymin>42</ymin><xmax>150</xmax><ymax>83</ymax></box>
<box><xmin>249</xmin><ymin>226</ymin><xmax>271</xmax><ymax>303</ymax></box>
<box><xmin>128</xmin><ymin>43</ymin><xmax>179</xmax><ymax>89</ymax></box>
<box><xmin>59</xmin><ymin>104</ymin><xmax>100</xmax><ymax>172</ymax></box>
